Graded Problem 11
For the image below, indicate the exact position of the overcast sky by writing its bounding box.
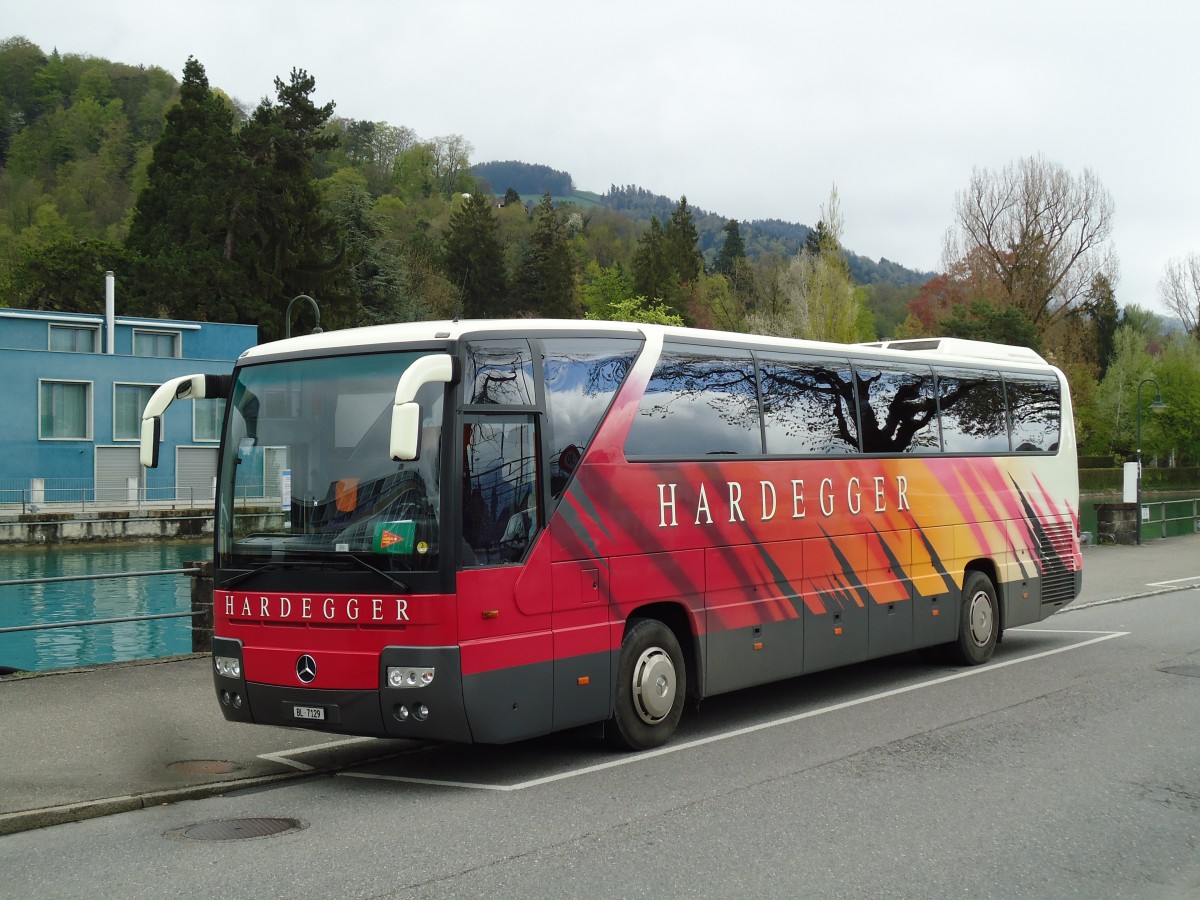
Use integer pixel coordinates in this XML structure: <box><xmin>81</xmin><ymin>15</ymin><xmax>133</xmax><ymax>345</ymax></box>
<box><xmin>8</xmin><ymin>0</ymin><xmax>1198</xmax><ymax>316</ymax></box>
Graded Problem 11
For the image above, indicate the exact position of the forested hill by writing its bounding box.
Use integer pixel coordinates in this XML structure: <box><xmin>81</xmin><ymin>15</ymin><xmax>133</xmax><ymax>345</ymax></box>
<box><xmin>470</xmin><ymin>163</ymin><xmax>934</xmax><ymax>287</ymax></box>
<box><xmin>0</xmin><ymin>35</ymin><xmax>932</xmax><ymax>342</ymax></box>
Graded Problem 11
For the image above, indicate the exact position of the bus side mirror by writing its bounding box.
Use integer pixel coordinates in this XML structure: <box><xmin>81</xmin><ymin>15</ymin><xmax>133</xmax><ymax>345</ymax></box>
<box><xmin>140</xmin><ymin>373</ymin><xmax>232</xmax><ymax>468</ymax></box>
<box><xmin>390</xmin><ymin>354</ymin><xmax>455</xmax><ymax>461</ymax></box>
<box><xmin>140</xmin><ymin>416</ymin><xmax>162</xmax><ymax>468</ymax></box>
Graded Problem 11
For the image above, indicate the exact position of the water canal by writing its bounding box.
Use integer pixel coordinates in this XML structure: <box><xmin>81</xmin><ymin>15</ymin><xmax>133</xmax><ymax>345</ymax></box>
<box><xmin>0</xmin><ymin>540</ymin><xmax>209</xmax><ymax>673</ymax></box>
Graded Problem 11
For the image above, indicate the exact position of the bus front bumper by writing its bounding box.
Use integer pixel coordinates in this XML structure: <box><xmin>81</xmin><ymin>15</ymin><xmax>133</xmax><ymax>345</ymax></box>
<box><xmin>211</xmin><ymin>638</ymin><xmax>474</xmax><ymax>743</ymax></box>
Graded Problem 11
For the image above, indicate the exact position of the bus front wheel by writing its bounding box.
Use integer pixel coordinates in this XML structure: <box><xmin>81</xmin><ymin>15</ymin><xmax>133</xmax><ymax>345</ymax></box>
<box><xmin>951</xmin><ymin>571</ymin><xmax>999</xmax><ymax>666</ymax></box>
<box><xmin>608</xmin><ymin>618</ymin><xmax>686</xmax><ymax>751</ymax></box>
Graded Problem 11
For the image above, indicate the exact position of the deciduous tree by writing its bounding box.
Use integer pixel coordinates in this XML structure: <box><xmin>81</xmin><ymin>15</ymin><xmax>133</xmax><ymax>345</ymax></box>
<box><xmin>943</xmin><ymin>154</ymin><xmax>1117</xmax><ymax>328</ymax></box>
<box><xmin>1158</xmin><ymin>253</ymin><xmax>1200</xmax><ymax>339</ymax></box>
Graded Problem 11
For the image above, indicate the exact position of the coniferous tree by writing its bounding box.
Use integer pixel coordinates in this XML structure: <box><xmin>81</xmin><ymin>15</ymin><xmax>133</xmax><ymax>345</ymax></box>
<box><xmin>662</xmin><ymin>196</ymin><xmax>702</xmax><ymax>283</ymax></box>
<box><xmin>125</xmin><ymin>60</ymin><xmax>346</xmax><ymax>338</ymax></box>
<box><xmin>124</xmin><ymin>56</ymin><xmax>248</xmax><ymax>320</ymax></box>
<box><xmin>512</xmin><ymin>193</ymin><xmax>579</xmax><ymax>317</ymax></box>
<box><xmin>713</xmin><ymin>219</ymin><xmax>746</xmax><ymax>276</ymax></box>
<box><xmin>232</xmin><ymin>68</ymin><xmax>347</xmax><ymax>337</ymax></box>
<box><xmin>631</xmin><ymin>217</ymin><xmax>676</xmax><ymax>308</ymax></box>
<box><xmin>444</xmin><ymin>191</ymin><xmax>507</xmax><ymax>317</ymax></box>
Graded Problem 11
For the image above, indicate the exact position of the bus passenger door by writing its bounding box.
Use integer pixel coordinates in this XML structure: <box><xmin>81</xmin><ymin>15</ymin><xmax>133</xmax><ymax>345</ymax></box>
<box><xmin>550</xmin><ymin>559</ymin><xmax>612</xmax><ymax>731</ymax></box>
<box><xmin>457</xmin><ymin>415</ymin><xmax>554</xmax><ymax>743</ymax></box>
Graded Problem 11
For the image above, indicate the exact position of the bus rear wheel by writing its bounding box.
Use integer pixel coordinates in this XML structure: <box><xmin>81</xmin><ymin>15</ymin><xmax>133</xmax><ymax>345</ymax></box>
<box><xmin>608</xmin><ymin>618</ymin><xmax>686</xmax><ymax>751</ymax></box>
<box><xmin>951</xmin><ymin>571</ymin><xmax>999</xmax><ymax>666</ymax></box>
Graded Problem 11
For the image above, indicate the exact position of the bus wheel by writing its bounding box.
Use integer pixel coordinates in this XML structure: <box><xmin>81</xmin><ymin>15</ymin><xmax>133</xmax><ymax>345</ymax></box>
<box><xmin>608</xmin><ymin>618</ymin><xmax>686</xmax><ymax>751</ymax></box>
<box><xmin>952</xmin><ymin>571</ymin><xmax>999</xmax><ymax>666</ymax></box>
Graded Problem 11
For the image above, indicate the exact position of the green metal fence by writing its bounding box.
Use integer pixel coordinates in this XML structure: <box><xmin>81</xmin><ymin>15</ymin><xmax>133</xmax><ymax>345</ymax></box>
<box><xmin>1139</xmin><ymin>497</ymin><xmax>1200</xmax><ymax>541</ymax></box>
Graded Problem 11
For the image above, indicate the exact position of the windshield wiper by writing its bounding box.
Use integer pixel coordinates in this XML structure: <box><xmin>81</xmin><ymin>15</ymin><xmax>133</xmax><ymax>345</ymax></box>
<box><xmin>217</xmin><ymin>559</ymin><xmax>329</xmax><ymax>590</ymax></box>
<box><xmin>336</xmin><ymin>553</ymin><xmax>411</xmax><ymax>593</ymax></box>
<box><xmin>219</xmin><ymin>554</ymin><xmax>411</xmax><ymax>593</ymax></box>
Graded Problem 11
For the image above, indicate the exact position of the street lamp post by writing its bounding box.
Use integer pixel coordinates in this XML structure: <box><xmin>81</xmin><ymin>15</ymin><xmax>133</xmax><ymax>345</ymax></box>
<box><xmin>285</xmin><ymin>294</ymin><xmax>322</xmax><ymax>339</ymax></box>
<box><xmin>1135</xmin><ymin>377</ymin><xmax>1166</xmax><ymax>546</ymax></box>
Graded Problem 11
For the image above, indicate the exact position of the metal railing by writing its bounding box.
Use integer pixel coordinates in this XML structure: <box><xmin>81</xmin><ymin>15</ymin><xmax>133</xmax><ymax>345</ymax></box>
<box><xmin>0</xmin><ymin>565</ymin><xmax>207</xmax><ymax>636</ymax></box>
<box><xmin>1139</xmin><ymin>497</ymin><xmax>1200</xmax><ymax>541</ymax></box>
<box><xmin>0</xmin><ymin>478</ymin><xmax>280</xmax><ymax>515</ymax></box>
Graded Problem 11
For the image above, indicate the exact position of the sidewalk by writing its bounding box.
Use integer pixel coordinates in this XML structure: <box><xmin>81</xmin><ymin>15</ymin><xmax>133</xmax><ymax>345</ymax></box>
<box><xmin>2</xmin><ymin>534</ymin><xmax>1199</xmax><ymax>836</ymax></box>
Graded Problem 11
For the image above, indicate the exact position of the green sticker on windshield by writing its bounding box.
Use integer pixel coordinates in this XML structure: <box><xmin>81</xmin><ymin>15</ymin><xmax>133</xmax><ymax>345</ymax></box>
<box><xmin>373</xmin><ymin>520</ymin><xmax>416</xmax><ymax>554</ymax></box>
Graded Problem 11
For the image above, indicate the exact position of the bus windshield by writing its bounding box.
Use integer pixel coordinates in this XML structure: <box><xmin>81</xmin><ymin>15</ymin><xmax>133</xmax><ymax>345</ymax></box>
<box><xmin>216</xmin><ymin>352</ymin><xmax>444</xmax><ymax>573</ymax></box>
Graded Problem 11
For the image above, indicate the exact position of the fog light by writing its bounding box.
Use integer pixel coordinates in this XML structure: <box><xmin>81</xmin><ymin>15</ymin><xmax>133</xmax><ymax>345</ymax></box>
<box><xmin>232</xmin><ymin>692</ymin><xmax>243</xmax><ymax>709</ymax></box>
<box><xmin>414</xmin><ymin>703</ymin><xmax>429</xmax><ymax>721</ymax></box>
<box><xmin>386</xmin><ymin>666</ymin><xmax>436</xmax><ymax>688</ymax></box>
<box><xmin>220</xmin><ymin>689</ymin><xmax>231</xmax><ymax>706</ymax></box>
<box><xmin>394</xmin><ymin>704</ymin><xmax>410</xmax><ymax>721</ymax></box>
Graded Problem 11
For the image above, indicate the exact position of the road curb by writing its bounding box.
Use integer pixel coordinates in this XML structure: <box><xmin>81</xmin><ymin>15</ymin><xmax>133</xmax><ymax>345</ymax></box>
<box><xmin>0</xmin><ymin>770</ymin><xmax>310</xmax><ymax>837</ymax></box>
<box><xmin>1060</xmin><ymin>582</ymin><xmax>1200</xmax><ymax>612</ymax></box>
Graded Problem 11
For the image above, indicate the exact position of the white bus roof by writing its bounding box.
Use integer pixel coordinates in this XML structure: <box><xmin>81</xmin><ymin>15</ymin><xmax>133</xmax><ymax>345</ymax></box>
<box><xmin>241</xmin><ymin>320</ymin><xmax>1052</xmax><ymax>371</ymax></box>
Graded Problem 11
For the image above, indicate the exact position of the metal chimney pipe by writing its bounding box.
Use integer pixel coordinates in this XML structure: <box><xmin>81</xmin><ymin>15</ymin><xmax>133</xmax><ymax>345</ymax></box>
<box><xmin>105</xmin><ymin>270</ymin><xmax>115</xmax><ymax>354</ymax></box>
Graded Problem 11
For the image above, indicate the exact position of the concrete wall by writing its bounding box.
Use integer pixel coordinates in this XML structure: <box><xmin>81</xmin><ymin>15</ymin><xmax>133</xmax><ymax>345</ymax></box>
<box><xmin>0</xmin><ymin>510</ymin><xmax>284</xmax><ymax>546</ymax></box>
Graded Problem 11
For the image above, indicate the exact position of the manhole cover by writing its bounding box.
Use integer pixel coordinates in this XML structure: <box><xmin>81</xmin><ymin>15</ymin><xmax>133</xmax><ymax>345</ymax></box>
<box><xmin>167</xmin><ymin>760</ymin><xmax>240</xmax><ymax>776</ymax></box>
<box><xmin>170</xmin><ymin>817</ymin><xmax>308</xmax><ymax>842</ymax></box>
<box><xmin>1160</xmin><ymin>665</ymin><xmax>1200</xmax><ymax>679</ymax></box>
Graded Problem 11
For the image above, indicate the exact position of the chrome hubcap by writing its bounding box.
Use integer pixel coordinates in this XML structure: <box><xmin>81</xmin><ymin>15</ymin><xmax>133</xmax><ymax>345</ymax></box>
<box><xmin>631</xmin><ymin>646</ymin><xmax>676</xmax><ymax>724</ymax></box>
<box><xmin>968</xmin><ymin>590</ymin><xmax>994</xmax><ymax>647</ymax></box>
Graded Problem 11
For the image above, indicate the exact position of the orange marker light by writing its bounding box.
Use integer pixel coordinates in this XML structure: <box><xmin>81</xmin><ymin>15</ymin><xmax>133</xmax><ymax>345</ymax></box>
<box><xmin>577</xmin><ymin>676</ymin><xmax>590</xmax><ymax>686</ymax></box>
<box><xmin>753</xmin><ymin>641</ymin><xmax>763</xmax><ymax>651</ymax></box>
<box><xmin>482</xmin><ymin>610</ymin><xmax>500</xmax><ymax>620</ymax></box>
<box><xmin>834</xmin><ymin>627</ymin><xmax>843</xmax><ymax>636</ymax></box>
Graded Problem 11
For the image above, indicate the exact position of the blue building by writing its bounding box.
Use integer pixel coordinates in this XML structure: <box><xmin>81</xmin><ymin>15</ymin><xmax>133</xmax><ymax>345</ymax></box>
<box><xmin>0</xmin><ymin>301</ymin><xmax>257</xmax><ymax>506</ymax></box>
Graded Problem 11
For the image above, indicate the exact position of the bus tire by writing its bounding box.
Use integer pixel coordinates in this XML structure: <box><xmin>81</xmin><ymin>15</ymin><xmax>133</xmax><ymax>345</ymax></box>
<box><xmin>951</xmin><ymin>571</ymin><xmax>999</xmax><ymax>666</ymax></box>
<box><xmin>608</xmin><ymin>618</ymin><xmax>686</xmax><ymax>751</ymax></box>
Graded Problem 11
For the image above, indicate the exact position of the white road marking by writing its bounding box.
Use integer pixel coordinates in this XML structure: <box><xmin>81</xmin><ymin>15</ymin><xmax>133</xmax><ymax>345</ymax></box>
<box><xmin>259</xmin><ymin>735</ymin><xmax>378</xmax><ymax>771</ymax></box>
<box><xmin>339</xmin><ymin>629</ymin><xmax>1128</xmax><ymax>792</ymax></box>
<box><xmin>1146</xmin><ymin>575</ymin><xmax>1200</xmax><ymax>587</ymax></box>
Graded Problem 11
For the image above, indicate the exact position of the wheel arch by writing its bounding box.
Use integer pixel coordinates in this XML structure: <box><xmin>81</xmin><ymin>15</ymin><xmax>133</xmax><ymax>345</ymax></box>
<box><xmin>963</xmin><ymin>557</ymin><xmax>1003</xmax><ymax>635</ymax></box>
<box><xmin>623</xmin><ymin>601</ymin><xmax>703</xmax><ymax>705</ymax></box>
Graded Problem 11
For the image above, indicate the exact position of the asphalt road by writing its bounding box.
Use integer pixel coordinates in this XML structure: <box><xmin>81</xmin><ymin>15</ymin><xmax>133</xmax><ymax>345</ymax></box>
<box><xmin>2</xmin><ymin>546</ymin><xmax>1199</xmax><ymax>899</ymax></box>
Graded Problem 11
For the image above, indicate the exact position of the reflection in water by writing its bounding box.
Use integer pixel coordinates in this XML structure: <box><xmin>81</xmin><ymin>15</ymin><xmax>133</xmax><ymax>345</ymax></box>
<box><xmin>0</xmin><ymin>541</ymin><xmax>209</xmax><ymax>672</ymax></box>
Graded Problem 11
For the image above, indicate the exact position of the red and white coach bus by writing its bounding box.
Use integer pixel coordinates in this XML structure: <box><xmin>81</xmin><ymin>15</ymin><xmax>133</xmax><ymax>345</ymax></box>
<box><xmin>141</xmin><ymin>320</ymin><xmax>1082</xmax><ymax>750</ymax></box>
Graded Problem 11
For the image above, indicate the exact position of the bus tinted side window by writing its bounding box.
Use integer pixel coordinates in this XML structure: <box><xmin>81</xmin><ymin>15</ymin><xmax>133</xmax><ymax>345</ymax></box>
<box><xmin>937</xmin><ymin>368</ymin><xmax>1009</xmax><ymax>453</ymax></box>
<box><xmin>1006</xmin><ymin>374</ymin><xmax>1061</xmax><ymax>451</ymax></box>
<box><xmin>855</xmin><ymin>363</ymin><xmax>940</xmax><ymax>454</ymax></box>
<box><xmin>760</xmin><ymin>357</ymin><xmax>859</xmax><ymax>455</ymax></box>
<box><xmin>542</xmin><ymin>338</ymin><xmax>640</xmax><ymax>496</ymax></box>
<box><xmin>464</xmin><ymin>340</ymin><xmax>535</xmax><ymax>405</ymax></box>
<box><xmin>625</xmin><ymin>349</ymin><xmax>761</xmax><ymax>457</ymax></box>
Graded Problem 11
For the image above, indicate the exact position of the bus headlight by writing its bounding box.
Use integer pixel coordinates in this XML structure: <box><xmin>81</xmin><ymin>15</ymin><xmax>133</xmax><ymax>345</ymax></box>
<box><xmin>215</xmin><ymin>656</ymin><xmax>242</xmax><ymax>678</ymax></box>
<box><xmin>386</xmin><ymin>666</ymin><xmax>434</xmax><ymax>688</ymax></box>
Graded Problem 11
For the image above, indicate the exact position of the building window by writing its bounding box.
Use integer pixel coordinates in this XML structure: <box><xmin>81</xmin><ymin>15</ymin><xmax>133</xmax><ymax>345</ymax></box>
<box><xmin>194</xmin><ymin>398</ymin><xmax>225</xmax><ymax>441</ymax></box>
<box><xmin>133</xmin><ymin>329</ymin><xmax>180</xmax><ymax>358</ymax></box>
<box><xmin>39</xmin><ymin>380</ymin><xmax>92</xmax><ymax>440</ymax></box>
<box><xmin>114</xmin><ymin>383</ymin><xmax>156</xmax><ymax>440</ymax></box>
<box><xmin>49</xmin><ymin>324</ymin><xmax>99</xmax><ymax>353</ymax></box>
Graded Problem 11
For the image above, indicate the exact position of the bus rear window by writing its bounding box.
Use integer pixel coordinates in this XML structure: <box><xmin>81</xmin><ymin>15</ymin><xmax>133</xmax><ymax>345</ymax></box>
<box><xmin>1006</xmin><ymin>374</ymin><xmax>1061</xmax><ymax>452</ymax></box>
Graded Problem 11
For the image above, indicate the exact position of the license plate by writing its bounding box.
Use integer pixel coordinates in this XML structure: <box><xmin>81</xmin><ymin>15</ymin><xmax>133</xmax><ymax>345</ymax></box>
<box><xmin>293</xmin><ymin>705</ymin><xmax>325</xmax><ymax>721</ymax></box>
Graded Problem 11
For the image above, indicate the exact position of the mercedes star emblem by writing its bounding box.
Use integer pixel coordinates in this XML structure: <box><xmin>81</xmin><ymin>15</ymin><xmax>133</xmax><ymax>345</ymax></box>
<box><xmin>296</xmin><ymin>654</ymin><xmax>317</xmax><ymax>684</ymax></box>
